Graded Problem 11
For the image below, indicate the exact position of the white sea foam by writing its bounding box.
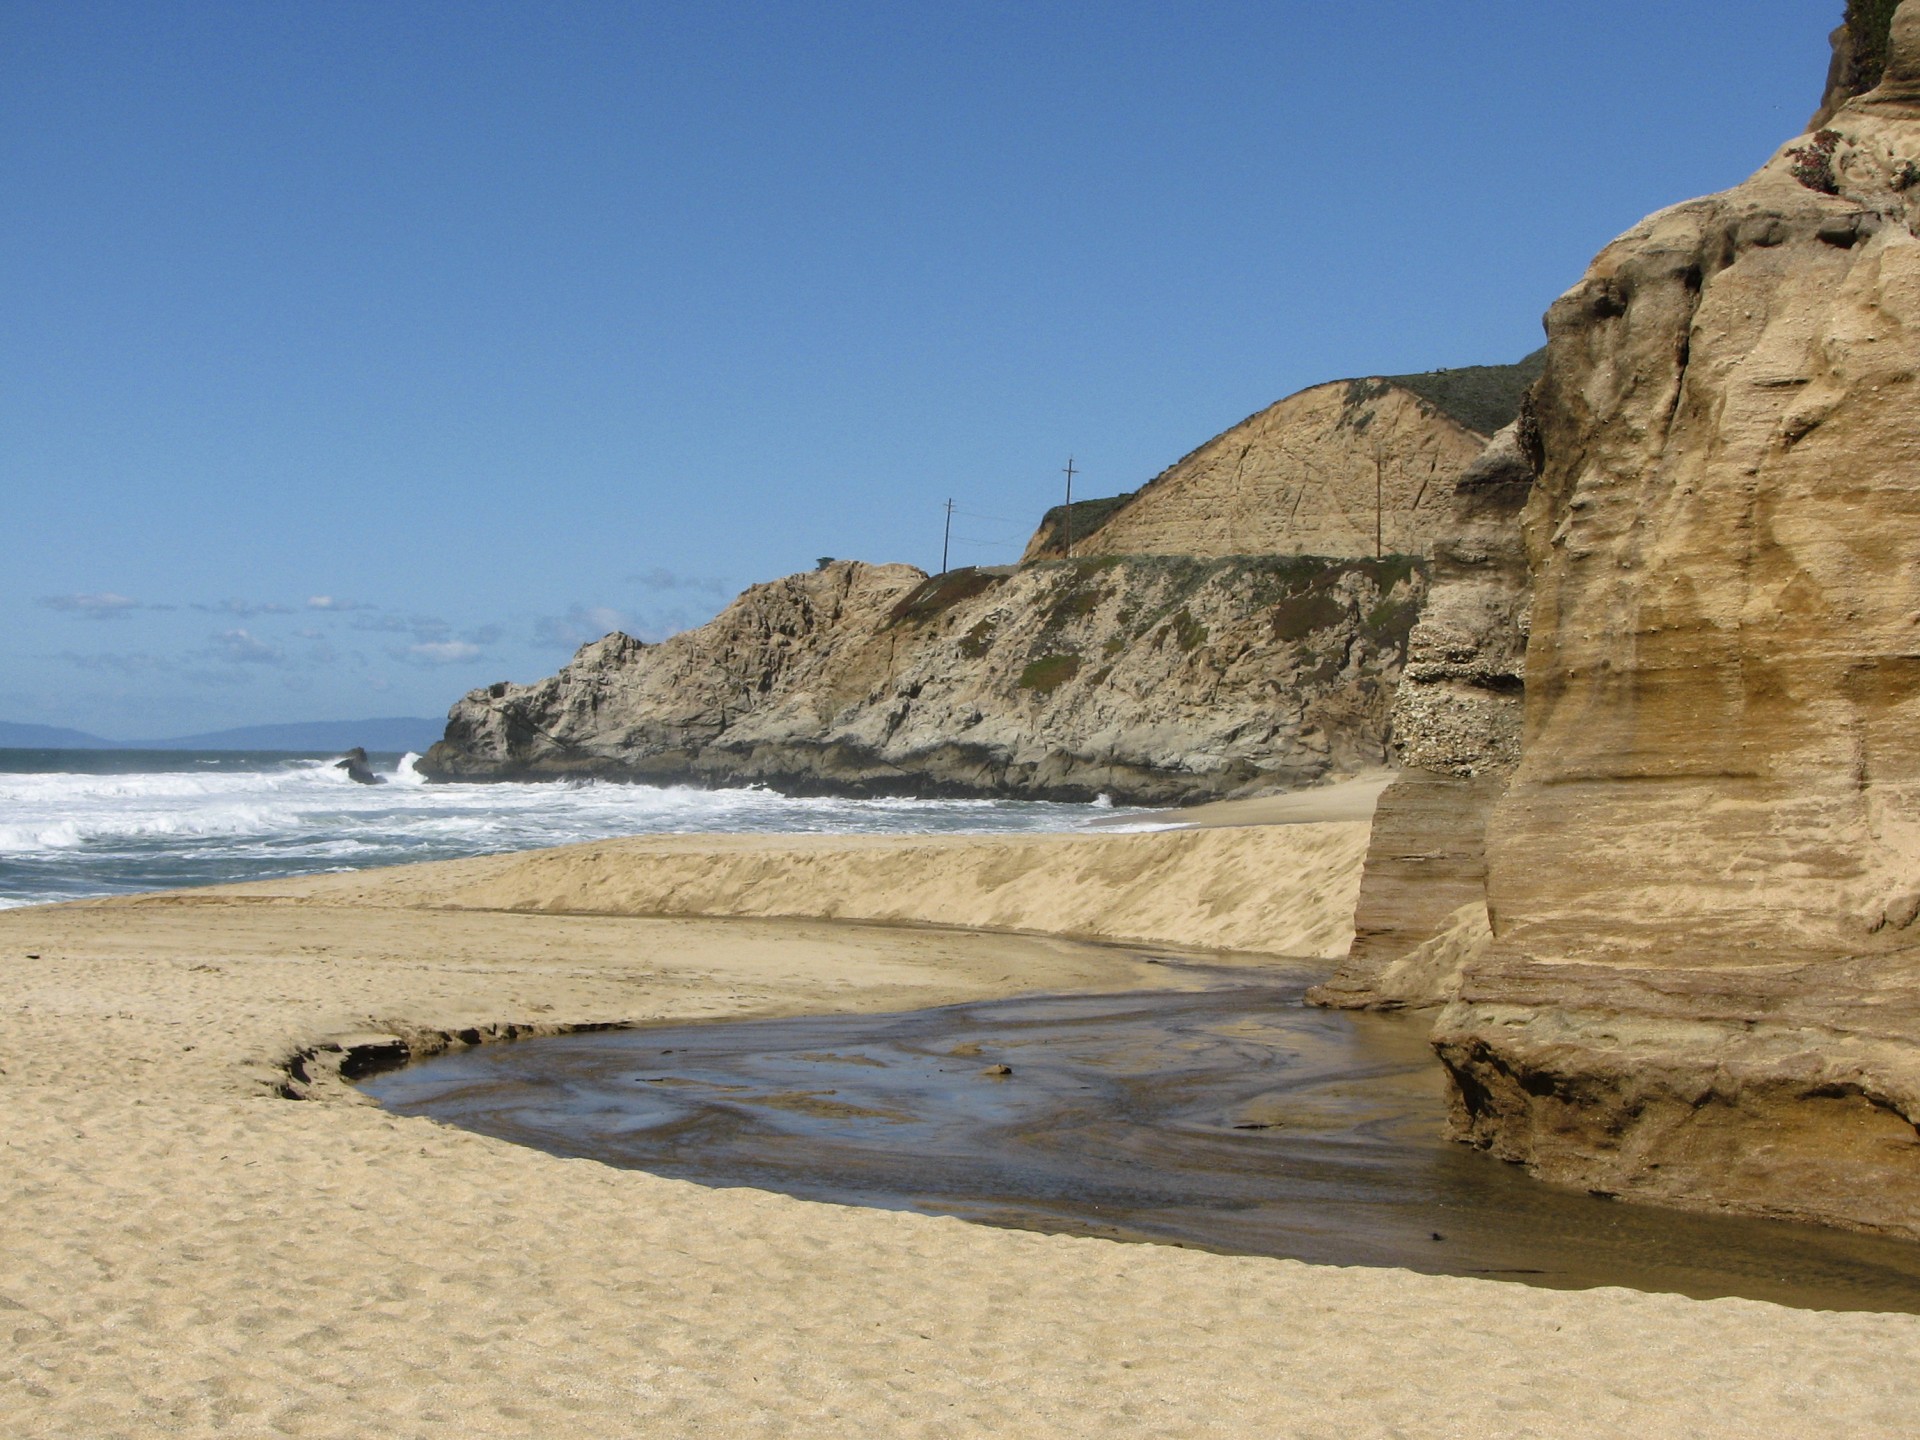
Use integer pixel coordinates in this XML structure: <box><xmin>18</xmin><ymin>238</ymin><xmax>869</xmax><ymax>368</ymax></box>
<box><xmin>0</xmin><ymin>751</ymin><xmax>1148</xmax><ymax>907</ymax></box>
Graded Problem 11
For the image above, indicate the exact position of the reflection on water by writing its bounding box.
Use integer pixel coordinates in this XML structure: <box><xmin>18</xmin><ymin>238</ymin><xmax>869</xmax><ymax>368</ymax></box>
<box><xmin>363</xmin><ymin>970</ymin><xmax>1920</xmax><ymax>1313</ymax></box>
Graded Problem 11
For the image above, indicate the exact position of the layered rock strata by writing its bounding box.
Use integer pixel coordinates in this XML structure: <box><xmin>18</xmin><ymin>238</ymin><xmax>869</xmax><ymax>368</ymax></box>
<box><xmin>1309</xmin><ymin>421</ymin><xmax>1535</xmax><ymax>1010</ymax></box>
<box><xmin>1433</xmin><ymin>7</ymin><xmax>1920</xmax><ymax>1236</ymax></box>
<box><xmin>422</xmin><ymin>554</ymin><xmax>1424</xmax><ymax>803</ymax></box>
<box><xmin>1024</xmin><ymin>356</ymin><xmax>1540</xmax><ymax>563</ymax></box>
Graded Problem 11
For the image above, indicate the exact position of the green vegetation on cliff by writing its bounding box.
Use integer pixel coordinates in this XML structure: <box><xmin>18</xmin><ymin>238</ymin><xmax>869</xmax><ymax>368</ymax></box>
<box><xmin>1845</xmin><ymin>0</ymin><xmax>1901</xmax><ymax>93</ymax></box>
<box><xmin>1380</xmin><ymin>348</ymin><xmax>1545</xmax><ymax>437</ymax></box>
<box><xmin>1024</xmin><ymin>493</ymin><xmax>1139</xmax><ymax>560</ymax></box>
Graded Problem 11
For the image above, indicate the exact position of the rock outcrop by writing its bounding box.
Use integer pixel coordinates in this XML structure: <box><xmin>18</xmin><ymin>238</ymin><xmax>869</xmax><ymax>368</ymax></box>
<box><xmin>426</xmin><ymin>347</ymin><xmax>1541</xmax><ymax>804</ymax></box>
<box><xmin>1812</xmin><ymin>0</ymin><xmax>1903</xmax><ymax>128</ymax></box>
<box><xmin>421</xmin><ymin>554</ymin><xmax>1424</xmax><ymax>803</ymax></box>
<box><xmin>1429</xmin><ymin>5</ymin><xmax>1920</xmax><ymax>1236</ymax></box>
<box><xmin>1024</xmin><ymin>356</ymin><xmax>1541</xmax><ymax>563</ymax></box>
<box><xmin>1308</xmin><ymin>421</ymin><xmax>1535</xmax><ymax>1011</ymax></box>
<box><xmin>333</xmin><ymin>747</ymin><xmax>383</xmax><ymax>786</ymax></box>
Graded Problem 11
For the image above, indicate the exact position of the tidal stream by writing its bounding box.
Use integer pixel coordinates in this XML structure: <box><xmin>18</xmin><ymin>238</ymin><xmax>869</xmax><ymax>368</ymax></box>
<box><xmin>363</xmin><ymin>965</ymin><xmax>1920</xmax><ymax>1313</ymax></box>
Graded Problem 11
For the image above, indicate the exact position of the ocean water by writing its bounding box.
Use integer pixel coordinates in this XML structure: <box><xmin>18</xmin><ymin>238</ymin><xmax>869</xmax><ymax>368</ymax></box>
<box><xmin>0</xmin><ymin>748</ymin><xmax>1155</xmax><ymax>909</ymax></box>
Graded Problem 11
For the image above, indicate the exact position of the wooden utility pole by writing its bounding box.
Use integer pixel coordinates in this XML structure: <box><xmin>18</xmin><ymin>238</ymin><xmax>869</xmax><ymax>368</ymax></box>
<box><xmin>1062</xmin><ymin>456</ymin><xmax>1078</xmax><ymax>558</ymax></box>
<box><xmin>940</xmin><ymin>498</ymin><xmax>954</xmax><ymax>574</ymax></box>
<box><xmin>1374</xmin><ymin>449</ymin><xmax>1384</xmax><ymax>558</ymax></box>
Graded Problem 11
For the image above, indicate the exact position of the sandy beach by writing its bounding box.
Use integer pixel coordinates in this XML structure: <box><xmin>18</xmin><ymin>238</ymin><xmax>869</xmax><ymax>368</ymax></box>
<box><xmin>3</xmin><ymin>810</ymin><xmax>1916</xmax><ymax>1438</ymax></box>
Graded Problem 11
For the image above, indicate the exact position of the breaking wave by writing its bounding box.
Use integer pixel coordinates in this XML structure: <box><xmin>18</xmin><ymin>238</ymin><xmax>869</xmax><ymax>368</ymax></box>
<box><xmin>0</xmin><ymin>749</ymin><xmax>1142</xmax><ymax>907</ymax></box>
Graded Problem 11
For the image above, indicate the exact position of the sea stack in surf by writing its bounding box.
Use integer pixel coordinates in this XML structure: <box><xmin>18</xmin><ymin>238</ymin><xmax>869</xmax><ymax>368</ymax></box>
<box><xmin>1423</xmin><ymin>0</ymin><xmax>1920</xmax><ymax>1236</ymax></box>
<box><xmin>334</xmin><ymin>747</ymin><xmax>383</xmax><ymax>786</ymax></box>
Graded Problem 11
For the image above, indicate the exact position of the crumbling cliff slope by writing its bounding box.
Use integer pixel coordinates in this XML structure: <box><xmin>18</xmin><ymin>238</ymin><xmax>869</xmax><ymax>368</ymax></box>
<box><xmin>422</xmin><ymin>554</ymin><xmax>1424</xmax><ymax>804</ymax></box>
<box><xmin>1024</xmin><ymin>356</ymin><xmax>1540</xmax><ymax>563</ymax></box>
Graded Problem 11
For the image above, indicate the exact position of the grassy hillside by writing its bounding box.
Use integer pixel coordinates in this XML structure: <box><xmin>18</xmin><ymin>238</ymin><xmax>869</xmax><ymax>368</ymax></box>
<box><xmin>1022</xmin><ymin>493</ymin><xmax>1139</xmax><ymax>560</ymax></box>
<box><xmin>1380</xmin><ymin>348</ymin><xmax>1546</xmax><ymax>437</ymax></box>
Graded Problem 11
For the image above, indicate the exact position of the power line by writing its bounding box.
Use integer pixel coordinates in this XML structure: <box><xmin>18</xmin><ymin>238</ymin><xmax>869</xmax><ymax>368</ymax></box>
<box><xmin>1062</xmin><ymin>456</ymin><xmax>1077</xmax><ymax>558</ymax></box>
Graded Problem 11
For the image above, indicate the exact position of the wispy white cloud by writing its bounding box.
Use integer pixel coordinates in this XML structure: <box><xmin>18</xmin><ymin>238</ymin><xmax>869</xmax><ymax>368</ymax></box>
<box><xmin>193</xmin><ymin>599</ymin><xmax>293</xmax><ymax>618</ymax></box>
<box><xmin>39</xmin><ymin>592</ymin><xmax>146</xmax><ymax>620</ymax></box>
<box><xmin>178</xmin><ymin>667</ymin><xmax>249</xmax><ymax>688</ymax></box>
<box><xmin>351</xmin><ymin>613</ymin><xmax>417</xmax><ymax>635</ymax></box>
<box><xmin>351</xmin><ymin>612</ymin><xmax>454</xmax><ymax>641</ymax></box>
<box><xmin>533</xmin><ymin>603</ymin><xmax>628</xmax><ymax>649</ymax></box>
<box><xmin>399</xmin><ymin>640</ymin><xmax>483</xmax><ymax>665</ymax></box>
<box><xmin>58</xmin><ymin>649</ymin><xmax>172</xmax><ymax>673</ymax></box>
<box><xmin>628</xmin><ymin>568</ymin><xmax>731</xmax><ymax>596</ymax></box>
<box><xmin>209</xmin><ymin>629</ymin><xmax>284</xmax><ymax>665</ymax></box>
<box><xmin>306</xmin><ymin>595</ymin><xmax>374</xmax><ymax>612</ymax></box>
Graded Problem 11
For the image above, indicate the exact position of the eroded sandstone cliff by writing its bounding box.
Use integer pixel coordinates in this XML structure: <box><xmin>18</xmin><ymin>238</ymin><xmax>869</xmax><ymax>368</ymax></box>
<box><xmin>1021</xmin><ymin>357</ymin><xmax>1540</xmax><ymax>563</ymax></box>
<box><xmin>1812</xmin><ymin>0</ymin><xmax>1904</xmax><ymax>128</ymax></box>
<box><xmin>421</xmin><ymin>554</ymin><xmax>1424</xmax><ymax>803</ymax></box>
<box><xmin>1429</xmin><ymin>5</ymin><xmax>1920</xmax><ymax>1235</ymax></box>
<box><xmin>1308</xmin><ymin>420</ymin><xmax>1534</xmax><ymax>1011</ymax></box>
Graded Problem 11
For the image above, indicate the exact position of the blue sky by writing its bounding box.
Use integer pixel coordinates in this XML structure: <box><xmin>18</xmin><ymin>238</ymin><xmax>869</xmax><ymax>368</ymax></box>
<box><xmin>5</xmin><ymin>1</ymin><xmax>1839</xmax><ymax>738</ymax></box>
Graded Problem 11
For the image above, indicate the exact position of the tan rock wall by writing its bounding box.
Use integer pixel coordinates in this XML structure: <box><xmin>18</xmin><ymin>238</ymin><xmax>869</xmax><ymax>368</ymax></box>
<box><xmin>1435</xmin><ymin>30</ymin><xmax>1920</xmax><ymax>1234</ymax></box>
<box><xmin>1310</xmin><ymin>422</ymin><xmax>1536</xmax><ymax>1010</ymax></box>
<box><xmin>1036</xmin><ymin>381</ymin><xmax>1488</xmax><ymax>562</ymax></box>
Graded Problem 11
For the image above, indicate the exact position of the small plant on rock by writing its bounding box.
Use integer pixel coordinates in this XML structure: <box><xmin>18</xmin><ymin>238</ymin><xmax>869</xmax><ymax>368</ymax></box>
<box><xmin>1787</xmin><ymin>130</ymin><xmax>1843</xmax><ymax>195</ymax></box>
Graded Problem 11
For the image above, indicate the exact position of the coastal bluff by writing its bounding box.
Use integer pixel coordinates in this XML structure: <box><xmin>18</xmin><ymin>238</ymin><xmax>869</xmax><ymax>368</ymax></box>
<box><xmin>420</xmin><ymin>553</ymin><xmax>1423</xmax><ymax>803</ymax></box>
<box><xmin>1345</xmin><ymin>0</ymin><xmax>1920</xmax><ymax>1239</ymax></box>
<box><xmin>421</xmin><ymin>355</ymin><xmax>1539</xmax><ymax>801</ymax></box>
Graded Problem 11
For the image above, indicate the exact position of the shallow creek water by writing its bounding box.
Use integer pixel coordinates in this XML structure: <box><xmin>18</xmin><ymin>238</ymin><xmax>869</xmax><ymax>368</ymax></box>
<box><xmin>364</xmin><ymin>964</ymin><xmax>1920</xmax><ymax>1313</ymax></box>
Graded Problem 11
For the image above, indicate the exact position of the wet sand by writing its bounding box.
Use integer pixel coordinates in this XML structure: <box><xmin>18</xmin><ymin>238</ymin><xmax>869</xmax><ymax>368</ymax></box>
<box><xmin>4</xmin><ymin>822</ymin><xmax>1919</xmax><ymax>1437</ymax></box>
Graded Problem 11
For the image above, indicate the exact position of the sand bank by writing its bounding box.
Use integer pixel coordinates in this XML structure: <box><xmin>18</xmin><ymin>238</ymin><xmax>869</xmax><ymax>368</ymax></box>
<box><xmin>1104</xmin><ymin>770</ymin><xmax>1398</xmax><ymax>830</ymax></box>
<box><xmin>3</xmin><ymin>821</ymin><xmax>1916</xmax><ymax>1438</ymax></box>
<box><xmin>130</xmin><ymin>817</ymin><xmax>1371</xmax><ymax>960</ymax></box>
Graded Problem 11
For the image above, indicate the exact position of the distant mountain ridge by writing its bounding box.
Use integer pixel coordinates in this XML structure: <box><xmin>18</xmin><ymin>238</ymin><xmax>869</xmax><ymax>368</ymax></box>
<box><xmin>0</xmin><ymin>722</ymin><xmax>116</xmax><ymax>749</ymax></box>
<box><xmin>0</xmin><ymin>717</ymin><xmax>444</xmax><ymax>752</ymax></box>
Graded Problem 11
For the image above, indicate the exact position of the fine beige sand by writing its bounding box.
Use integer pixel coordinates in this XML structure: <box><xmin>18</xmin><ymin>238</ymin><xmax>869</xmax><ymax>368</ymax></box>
<box><xmin>1139</xmin><ymin>771</ymin><xmax>1398</xmax><ymax>830</ymax></box>
<box><xmin>4</xmin><ymin>819</ymin><xmax>1917</xmax><ymax>1439</ymax></box>
<box><xmin>142</xmin><ymin>816</ymin><xmax>1374</xmax><ymax>960</ymax></box>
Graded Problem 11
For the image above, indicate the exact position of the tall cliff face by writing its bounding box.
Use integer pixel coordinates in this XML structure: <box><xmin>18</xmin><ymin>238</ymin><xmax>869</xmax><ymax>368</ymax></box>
<box><xmin>422</xmin><ymin>554</ymin><xmax>1424</xmax><ymax>803</ymax></box>
<box><xmin>1021</xmin><ymin>357</ymin><xmax>1540</xmax><ymax>564</ymax></box>
<box><xmin>1432</xmin><ymin>6</ymin><xmax>1920</xmax><ymax>1235</ymax></box>
<box><xmin>1308</xmin><ymin>421</ymin><xmax>1535</xmax><ymax>1010</ymax></box>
